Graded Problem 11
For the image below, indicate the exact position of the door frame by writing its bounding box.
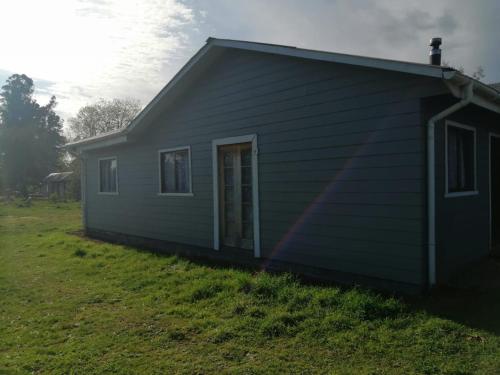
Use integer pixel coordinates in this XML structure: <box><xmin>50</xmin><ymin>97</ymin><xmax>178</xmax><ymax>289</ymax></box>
<box><xmin>489</xmin><ymin>132</ymin><xmax>500</xmax><ymax>250</ymax></box>
<box><xmin>212</xmin><ymin>134</ymin><xmax>260</xmax><ymax>257</ymax></box>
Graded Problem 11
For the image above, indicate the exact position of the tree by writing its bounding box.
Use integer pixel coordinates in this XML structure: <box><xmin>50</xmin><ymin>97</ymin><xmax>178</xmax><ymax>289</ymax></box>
<box><xmin>472</xmin><ymin>66</ymin><xmax>485</xmax><ymax>81</ymax></box>
<box><xmin>65</xmin><ymin>154</ymin><xmax>81</xmax><ymax>201</ymax></box>
<box><xmin>442</xmin><ymin>61</ymin><xmax>486</xmax><ymax>82</ymax></box>
<box><xmin>67</xmin><ymin>98</ymin><xmax>141</xmax><ymax>141</ymax></box>
<box><xmin>0</xmin><ymin>74</ymin><xmax>64</xmax><ymax>195</ymax></box>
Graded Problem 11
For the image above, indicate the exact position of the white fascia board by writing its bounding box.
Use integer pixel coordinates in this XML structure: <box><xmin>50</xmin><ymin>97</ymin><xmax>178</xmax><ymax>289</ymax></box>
<box><xmin>445</xmin><ymin>72</ymin><xmax>500</xmax><ymax>114</ymax></box>
<box><xmin>471</xmin><ymin>96</ymin><xmax>500</xmax><ymax>114</ymax></box>
<box><xmin>75</xmin><ymin>135</ymin><xmax>128</xmax><ymax>152</ymax></box>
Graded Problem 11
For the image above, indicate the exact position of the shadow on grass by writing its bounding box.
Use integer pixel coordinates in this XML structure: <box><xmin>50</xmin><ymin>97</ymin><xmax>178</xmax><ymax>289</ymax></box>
<box><xmin>69</xmin><ymin>229</ymin><xmax>500</xmax><ymax>335</ymax></box>
<box><xmin>408</xmin><ymin>257</ymin><xmax>500</xmax><ymax>335</ymax></box>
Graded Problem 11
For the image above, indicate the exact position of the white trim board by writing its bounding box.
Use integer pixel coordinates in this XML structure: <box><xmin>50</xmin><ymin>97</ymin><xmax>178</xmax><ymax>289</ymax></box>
<box><xmin>97</xmin><ymin>156</ymin><xmax>119</xmax><ymax>195</ymax></box>
<box><xmin>212</xmin><ymin>134</ymin><xmax>261</xmax><ymax>258</ymax></box>
<box><xmin>444</xmin><ymin>121</ymin><xmax>478</xmax><ymax>198</ymax></box>
<box><xmin>157</xmin><ymin>146</ymin><xmax>194</xmax><ymax>196</ymax></box>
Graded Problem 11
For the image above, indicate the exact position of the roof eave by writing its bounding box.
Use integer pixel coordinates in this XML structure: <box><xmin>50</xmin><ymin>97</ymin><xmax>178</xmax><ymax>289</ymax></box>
<box><xmin>209</xmin><ymin>38</ymin><xmax>449</xmax><ymax>79</ymax></box>
<box><xmin>444</xmin><ymin>72</ymin><xmax>500</xmax><ymax>114</ymax></box>
<box><xmin>67</xmin><ymin>134</ymin><xmax>128</xmax><ymax>152</ymax></box>
<box><xmin>63</xmin><ymin>38</ymin><xmax>500</xmax><ymax>152</ymax></box>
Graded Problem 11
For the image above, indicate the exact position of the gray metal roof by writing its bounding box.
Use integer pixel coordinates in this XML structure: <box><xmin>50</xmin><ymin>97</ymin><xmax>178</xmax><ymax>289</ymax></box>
<box><xmin>44</xmin><ymin>172</ymin><xmax>73</xmax><ymax>183</ymax></box>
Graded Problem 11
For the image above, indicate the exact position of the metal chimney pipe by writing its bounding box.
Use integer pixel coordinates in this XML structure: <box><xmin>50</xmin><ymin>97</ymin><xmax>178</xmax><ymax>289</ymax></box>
<box><xmin>429</xmin><ymin>37</ymin><xmax>442</xmax><ymax>66</ymax></box>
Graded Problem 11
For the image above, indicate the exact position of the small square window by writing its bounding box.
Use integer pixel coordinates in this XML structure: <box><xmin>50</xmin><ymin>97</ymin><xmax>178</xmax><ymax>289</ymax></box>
<box><xmin>159</xmin><ymin>148</ymin><xmax>191</xmax><ymax>194</ymax></box>
<box><xmin>447</xmin><ymin>124</ymin><xmax>475</xmax><ymax>193</ymax></box>
<box><xmin>99</xmin><ymin>158</ymin><xmax>118</xmax><ymax>193</ymax></box>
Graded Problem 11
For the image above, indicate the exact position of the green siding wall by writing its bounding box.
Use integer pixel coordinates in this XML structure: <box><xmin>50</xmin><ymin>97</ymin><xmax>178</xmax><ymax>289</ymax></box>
<box><xmin>429</xmin><ymin>97</ymin><xmax>500</xmax><ymax>282</ymax></box>
<box><xmin>84</xmin><ymin>49</ymin><xmax>445</xmax><ymax>286</ymax></box>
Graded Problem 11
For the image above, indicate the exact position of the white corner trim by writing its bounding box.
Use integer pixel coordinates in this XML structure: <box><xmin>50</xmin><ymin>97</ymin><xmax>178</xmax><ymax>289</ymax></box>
<box><xmin>212</xmin><ymin>134</ymin><xmax>260</xmax><ymax>258</ymax></box>
<box><xmin>444</xmin><ymin>120</ymin><xmax>477</xmax><ymax>197</ymax></box>
<box><xmin>158</xmin><ymin>146</ymin><xmax>193</xmax><ymax>195</ymax></box>
<box><xmin>97</xmin><ymin>156</ymin><xmax>119</xmax><ymax>195</ymax></box>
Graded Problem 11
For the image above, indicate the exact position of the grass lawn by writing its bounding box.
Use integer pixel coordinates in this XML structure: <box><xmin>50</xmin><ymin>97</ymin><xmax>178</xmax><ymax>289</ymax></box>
<box><xmin>1</xmin><ymin>201</ymin><xmax>500</xmax><ymax>374</ymax></box>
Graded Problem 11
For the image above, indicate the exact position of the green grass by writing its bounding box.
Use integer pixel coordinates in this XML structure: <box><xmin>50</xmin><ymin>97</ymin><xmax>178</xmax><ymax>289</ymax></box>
<box><xmin>1</xmin><ymin>201</ymin><xmax>499</xmax><ymax>374</ymax></box>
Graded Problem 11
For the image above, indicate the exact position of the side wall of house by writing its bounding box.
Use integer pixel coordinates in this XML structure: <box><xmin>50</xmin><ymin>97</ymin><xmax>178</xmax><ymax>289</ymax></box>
<box><xmin>428</xmin><ymin>97</ymin><xmax>500</xmax><ymax>281</ymax></box>
<box><xmin>84</xmin><ymin>49</ymin><xmax>447</xmax><ymax>287</ymax></box>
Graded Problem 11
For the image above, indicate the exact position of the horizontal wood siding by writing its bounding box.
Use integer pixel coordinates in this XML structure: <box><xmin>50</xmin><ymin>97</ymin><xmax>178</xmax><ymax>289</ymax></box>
<box><xmin>84</xmin><ymin>49</ymin><xmax>441</xmax><ymax>286</ymax></box>
<box><xmin>429</xmin><ymin>98</ymin><xmax>500</xmax><ymax>281</ymax></box>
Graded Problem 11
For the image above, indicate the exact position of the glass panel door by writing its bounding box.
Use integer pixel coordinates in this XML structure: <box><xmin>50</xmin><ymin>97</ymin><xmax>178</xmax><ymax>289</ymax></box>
<box><xmin>218</xmin><ymin>143</ymin><xmax>253</xmax><ymax>250</ymax></box>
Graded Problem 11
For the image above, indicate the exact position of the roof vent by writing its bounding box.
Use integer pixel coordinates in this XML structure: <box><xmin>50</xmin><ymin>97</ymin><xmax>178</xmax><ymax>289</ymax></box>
<box><xmin>429</xmin><ymin>37</ymin><xmax>442</xmax><ymax>66</ymax></box>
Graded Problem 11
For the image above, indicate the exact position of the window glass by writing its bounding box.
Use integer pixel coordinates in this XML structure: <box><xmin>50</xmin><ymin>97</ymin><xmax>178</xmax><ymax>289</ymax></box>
<box><xmin>161</xmin><ymin>148</ymin><xmax>191</xmax><ymax>194</ymax></box>
<box><xmin>447</xmin><ymin>126</ymin><xmax>475</xmax><ymax>193</ymax></box>
<box><xmin>99</xmin><ymin>158</ymin><xmax>118</xmax><ymax>193</ymax></box>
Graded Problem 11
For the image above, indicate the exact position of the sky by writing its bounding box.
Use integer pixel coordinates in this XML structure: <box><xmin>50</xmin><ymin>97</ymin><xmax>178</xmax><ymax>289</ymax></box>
<box><xmin>0</xmin><ymin>0</ymin><xmax>499</xmax><ymax>127</ymax></box>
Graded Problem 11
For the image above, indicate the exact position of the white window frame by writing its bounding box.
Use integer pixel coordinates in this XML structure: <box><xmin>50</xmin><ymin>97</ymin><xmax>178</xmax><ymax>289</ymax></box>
<box><xmin>444</xmin><ymin>121</ymin><xmax>478</xmax><ymax>198</ymax></box>
<box><xmin>158</xmin><ymin>146</ymin><xmax>193</xmax><ymax>197</ymax></box>
<box><xmin>212</xmin><ymin>134</ymin><xmax>260</xmax><ymax>258</ymax></box>
<box><xmin>97</xmin><ymin>156</ymin><xmax>119</xmax><ymax>195</ymax></box>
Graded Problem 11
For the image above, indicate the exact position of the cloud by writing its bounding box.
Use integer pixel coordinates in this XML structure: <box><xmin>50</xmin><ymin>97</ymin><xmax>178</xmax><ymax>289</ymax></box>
<box><xmin>1</xmin><ymin>0</ymin><xmax>498</xmax><ymax>126</ymax></box>
<box><xmin>0</xmin><ymin>0</ymin><xmax>197</xmax><ymax>121</ymax></box>
<box><xmin>190</xmin><ymin>0</ymin><xmax>499</xmax><ymax>82</ymax></box>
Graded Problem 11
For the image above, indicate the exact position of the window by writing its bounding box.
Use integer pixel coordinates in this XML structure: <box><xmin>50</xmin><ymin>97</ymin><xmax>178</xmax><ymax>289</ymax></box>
<box><xmin>446</xmin><ymin>123</ymin><xmax>476</xmax><ymax>195</ymax></box>
<box><xmin>98</xmin><ymin>157</ymin><xmax>118</xmax><ymax>194</ymax></box>
<box><xmin>159</xmin><ymin>147</ymin><xmax>192</xmax><ymax>195</ymax></box>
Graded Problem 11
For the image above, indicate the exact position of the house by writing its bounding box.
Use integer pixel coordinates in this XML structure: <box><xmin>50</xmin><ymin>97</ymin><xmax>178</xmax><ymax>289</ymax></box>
<box><xmin>67</xmin><ymin>37</ymin><xmax>500</xmax><ymax>292</ymax></box>
<box><xmin>43</xmin><ymin>172</ymin><xmax>74</xmax><ymax>199</ymax></box>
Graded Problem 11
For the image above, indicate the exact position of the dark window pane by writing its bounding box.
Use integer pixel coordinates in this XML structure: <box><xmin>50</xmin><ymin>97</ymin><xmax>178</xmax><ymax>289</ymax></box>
<box><xmin>224</xmin><ymin>168</ymin><xmax>234</xmax><ymax>186</ymax></box>
<box><xmin>241</xmin><ymin>148</ymin><xmax>251</xmax><ymax>166</ymax></box>
<box><xmin>243</xmin><ymin>221</ymin><xmax>253</xmax><ymax>239</ymax></box>
<box><xmin>462</xmin><ymin>131</ymin><xmax>474</xmax><ymax>190</ymax></box>
<box><xmin>224</xmin><ymin>185</ymin><xmax>234</xmax><ymax>201</ymax></box>
<box><xmin>99</xmin><ymin>159</ymin><xmax>117</xmax><ymax>193</ymax></box>
<box><xmin>242</xmin><ymin>186</ymin><xmax>252</xmax><ymax>203</ymax></box>
<box><xmin>110</xmin><ymin>159</ymin><xmax>117</xmax><ymax>192</ymax></box>
<box><xmin>225</xmin><ymin>221</ymin><xmax>236</xmax><ymax>238</ymax></box>
<box><xmin>175</xmin><ymin>150</ymin><xmax>189</xmax><ymax>193</ymax></box>
<box><xmin>164</xmin><ymin>153</ymin><xmax>175</xmax><ymax>192</ymax></box>
<box><xmin>223</xmin><ymin>151</ymin><xmax>234</xmax><ymax>167</ymax></box>
<box><xmin>161</xmin><ymin>149</ymin><xmax>191</xmax><ymax>193</ymax></box>
<box><xmin>447</xmin><ymin>126</ymin><xmax>474</xmax><ymax>193</ymax></box>
<box><xmin>242</xmin><ymin>204</ymin><xmax>252</xmax><ymax>222</ymax></box>
<box><xmin>225</xmin><ymin>205</ymin><xmax>235</xmax><ymax>222</ymax></box>
<box><xmin>242</xmin><ymin>166</ymin><xmax>251</xmax><ymax>185</ymax></box>
<box><xmin>447</xmin><ymin>127</ymin><xmax>458</xmax><ymax>191</ymax></box>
